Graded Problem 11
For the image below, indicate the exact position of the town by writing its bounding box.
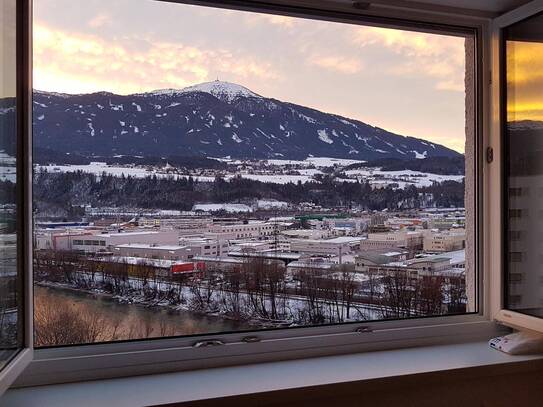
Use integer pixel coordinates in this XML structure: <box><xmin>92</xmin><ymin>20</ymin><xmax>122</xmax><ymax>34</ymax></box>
<box><xmin>34</xmin><ymin>201</ymin><xmax>470</xmax><ymax>340</ymax></box>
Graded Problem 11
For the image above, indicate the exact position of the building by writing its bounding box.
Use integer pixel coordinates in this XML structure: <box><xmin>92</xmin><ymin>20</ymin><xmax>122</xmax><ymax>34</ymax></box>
<box><xmin>35</xmin><ymin>230</ymin><xmax>96</xmax><ymax>251</ymax></box>
<box><xmin>179</xmin><ymin>237</ymin><xmax>229</xmax><ymax>257</ymax></box>
<box><xmin>113</xmin><ymin>244</ymin><xmax>197</xmax><ymax>261</ymax></box>
<box><xmin>208</xmin><ymin>221</ymin><xmax>279</xmax><ymax>239</ymax></box>
<box><xmin>71</xmin><ymin>230</ymin><xmax>179</xmax><ymax>253</ymax></box>
<box><xmin>355</xmin><ymin>249</ymin><xmax>409</xmax><ymax>272</ymax></box>
<box><xmin>290</xmin><ymin>236</ymin><xmax>362</xmax><ymax>257</ymax></box>
<box><xmin>281</xmin><ymin>229</ymin><xmax>330</xmax><ymax>240</ymax></box>
<box><xmin>423</xmin><ymin>229</ymin><xmax>466</xmax><ymax>253</ymax></box>
<box><xmin>360</xmin><ymin>231</ymin><xmax>424</xmax><ymax>252</ymax></box>
<box><xmin>322</xmin><ymin>217</ymin><xmax>368</xmax><ymax>235</ymax></box>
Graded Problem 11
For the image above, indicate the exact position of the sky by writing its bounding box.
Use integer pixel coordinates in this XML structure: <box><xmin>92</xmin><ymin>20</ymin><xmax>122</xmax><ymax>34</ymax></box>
<box><xmin>507</xmin><ymin>41</ymin><xmax>543</xmax><ymax>122</ymax></box>
<box><xmin>32</xmin><ymin>0</ymin><xmax>469</xmax><ymax>152</ymax></box>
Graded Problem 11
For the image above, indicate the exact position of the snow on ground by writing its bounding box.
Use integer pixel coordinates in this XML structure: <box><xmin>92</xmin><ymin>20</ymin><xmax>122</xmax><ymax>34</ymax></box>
<box><xmin>193</xmin><ymin>203</ymin><xmax>253</xmax><ymax>213</ymax></box>
<box><xmin>36</xmin><ymin>158</ymin><xmax>462</xmax><ymax>188</ymax></box>
<box><xmin>317</xmin><ymin>130</ymin><xmax>334</xmax><ymax>144</ymax></box>
<box><xmin>256</xmin><ymin>200</ymin><xmax>289</xmax><ymax>209</ymax></box>
<box><xmin>241</xmin><ymin>174</ymin><xmax>312</xmax><ymax>184</ymax></box>
<box><xmin>306</xmin><ymin>157</ymin><xmax>365</xmax><ymax>167</ymax></box>
<box><xmin>37</xmin><ymin>162</ymin><xmax>316</xmax><ymax>185</ymax></box>
<box><xmin>0</xmin><ymin>151</ymin><xmax>17</xmax><ymax>182</ymax></box>
<box><xmin>344</xmin><ymin>168</ymin><xmax>464</xmax><ymax>188</ymax></box>
<box><xmin>266</xmin><ymin>157</ymin><xmax>365</xmax><ymax>168</ymax></box>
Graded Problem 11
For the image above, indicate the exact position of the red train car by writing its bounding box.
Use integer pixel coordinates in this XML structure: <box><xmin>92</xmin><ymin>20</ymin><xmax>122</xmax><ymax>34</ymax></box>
<box><xmin>171</xmin><ymin>262</ymin><xmax>194</xmax><ymax>274</ymax></box>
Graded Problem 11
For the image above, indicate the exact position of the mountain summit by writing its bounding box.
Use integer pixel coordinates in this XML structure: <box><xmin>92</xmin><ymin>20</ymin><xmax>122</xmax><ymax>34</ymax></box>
<box><xmin>16</xmin><ymin>81</ymin><xmax>462</xmax><ymax>160</ymax></box>
<box><xmin>179</xmin><ymin>80</ymin><xmax>261</xmax><ymax>103</ymax></box>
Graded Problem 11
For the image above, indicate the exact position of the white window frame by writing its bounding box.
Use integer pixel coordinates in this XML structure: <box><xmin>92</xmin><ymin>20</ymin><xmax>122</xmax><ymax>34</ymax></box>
<box><xmin>0</xmin><ymin>0</ymin><xmax>33</xmax><ymax>396</ymax></box>
<box><xmin>491</xmin><ymin>0</ymin><xmax>543</xmax><ymax>333</ymax></box>
<box><xmin>6</xmin><ymin>0</ymin><xmax>516</xmax><ymax>389</ymax></box>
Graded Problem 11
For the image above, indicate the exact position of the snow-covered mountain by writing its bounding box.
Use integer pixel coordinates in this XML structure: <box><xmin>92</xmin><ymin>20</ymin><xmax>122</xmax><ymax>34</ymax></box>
<box><xmin>2</xmin><ymin>80</ymin><xmax>462</xmax><ymax>160</ymax></box>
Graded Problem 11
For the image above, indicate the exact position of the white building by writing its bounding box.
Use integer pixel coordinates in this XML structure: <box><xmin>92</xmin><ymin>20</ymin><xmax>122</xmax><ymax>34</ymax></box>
<box><xmin>290</xmin><ymin>237</ymin><xmax>362</xmax><ymax>257</ymax></box>
<box><xmin>208</xmin><ymin>221</ymin><xmax>279</xmax><ymax>239</ymax></box>
<box><xmin>360</xmin><ymin>231</ymin><xmax>424</xmax><ymax>251</ymax></box>
<box><xmin>112</xmin><ymin>244</ymin><xmax>197</xmax><ymax>261</ymax></box>
<box><xmin>179</xmin><ymin>237</ymin><xmax>229</xmax><ymax>257</ymax></box>
<box><xmin>423</xmin><ymin>229</ymin><xmax>466</xmax><ymax>253</ymax></box>
<box><xmin>71</xmin><ymin>230</ymin><xmax>179</xmax><ymax>253</ymax></box>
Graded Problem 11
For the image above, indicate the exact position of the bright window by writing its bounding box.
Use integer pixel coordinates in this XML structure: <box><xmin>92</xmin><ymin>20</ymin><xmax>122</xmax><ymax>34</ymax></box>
<box><xmin>27</xmin><ymin>0</ymin><xmax>478</xmax><ymax>348</ymax></box>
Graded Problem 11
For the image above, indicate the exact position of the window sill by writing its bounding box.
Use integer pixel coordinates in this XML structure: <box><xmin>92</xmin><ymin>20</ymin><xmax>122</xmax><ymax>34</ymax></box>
<box><xmin>3</xmin><ymin>340</ymin><xmax>543</xmax><ymax>407</ymax></box>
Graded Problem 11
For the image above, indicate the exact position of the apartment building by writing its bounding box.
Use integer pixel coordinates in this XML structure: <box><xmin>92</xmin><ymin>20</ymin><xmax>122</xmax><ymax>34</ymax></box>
<box><xmin>207</xmin><ymin>221</ymin><xmax>279</xmax><ymax>239</ymax></box>
<box><xmin>179</xmin><ymin>237</ymin><xmax>229</xmax><ymax>257</ymax></box>
<box><xmin>360</xmin><ymin>231</ymin><xmax>424</xmax><ymax>252</ymax></box>
<box><xmin>423</xmin><ymin>229</ymin><xmax>466</xmax><ymax>253</ymax></box>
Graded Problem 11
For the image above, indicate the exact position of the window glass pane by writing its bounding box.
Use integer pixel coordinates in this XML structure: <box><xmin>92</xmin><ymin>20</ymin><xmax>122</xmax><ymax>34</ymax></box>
<box><xmin>0</xmin><ymin>0</ymin><xmax>21</xmax><ymax>367</ymax></box>
<box><xmin>32</xmin><ymin>0</ymin><xmax>475</xmax><ymax>347</ymax></box>
<box><xmin>505</xmin><ymin>13</ymin><xmax>543</xmax><ymax>317</ymax></box>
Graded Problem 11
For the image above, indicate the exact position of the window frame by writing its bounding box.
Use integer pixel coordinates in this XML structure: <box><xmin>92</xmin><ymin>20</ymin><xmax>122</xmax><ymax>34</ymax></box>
<box><xmin>492</xmin><ymin>0</ymin><xmax>543</xmax><ymax>334</ymax></box>
<box><xmin>16</xmin><ymin>0</ymin><xmax>497</xmax><ymax>388</ymax></box>
<box><xmin>0</xmin><ymin>0</ymin><xmax>33</xmax><ymax>395</ymax></box>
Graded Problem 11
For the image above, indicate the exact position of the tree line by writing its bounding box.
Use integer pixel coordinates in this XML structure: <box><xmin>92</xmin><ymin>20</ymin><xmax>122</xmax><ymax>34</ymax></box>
<box><xmin>33</xmin><ymin>250</ymin><xmax>466</xmax><ymax>346</ymax></box>
<box><xmin>32</xmin><ymin>170</ymin><xmax>464</xmax><ymax>217</ymax></box>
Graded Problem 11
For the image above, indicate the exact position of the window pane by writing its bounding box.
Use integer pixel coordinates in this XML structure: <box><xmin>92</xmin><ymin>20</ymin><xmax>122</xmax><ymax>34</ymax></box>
<box><xmin>0</xmin><ymin>0</ymin><xmax>21</xmax><ymax>367</ymax></box>
<box><xmin>504</xmin><ymin>12</ymin><xmax>543</xmax><ymax>317</ymax></box>
<box><xmin>32</xmin><ymin>0</ymin><xmax>475</xmax><ymax>347</ymax></box>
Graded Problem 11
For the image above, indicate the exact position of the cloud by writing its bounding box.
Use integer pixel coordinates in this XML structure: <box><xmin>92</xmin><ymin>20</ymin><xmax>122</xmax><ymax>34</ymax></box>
<box><xmin>33</xmin><ymin>24</ymin><xmax>279</xmax><ymax>94</ymax></box>
<box><xmin>243</xmin><ymin>12</ymin><xmax>298</xmax><ymax>28</ymax></box>
<box><xmin>309</xmin><ymin>55</ymin><xmax>363</xmax><ymax>74</ymax></box>
<box><xmin>88</xmin><ymin>13</ymin><xmax>112</xmax><ymax>28</ymax></box>
<box><xmin>352</xmin><ymin>26</ymin><xmax>466</xmax><ymax>92</ymax></box>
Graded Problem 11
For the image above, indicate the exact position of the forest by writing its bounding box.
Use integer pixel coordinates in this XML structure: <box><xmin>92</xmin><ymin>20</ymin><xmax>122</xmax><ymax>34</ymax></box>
<box><xmin>30</xmin><ymin>170</ymin><xmax>465</xmax><ymax>218</ymax></box>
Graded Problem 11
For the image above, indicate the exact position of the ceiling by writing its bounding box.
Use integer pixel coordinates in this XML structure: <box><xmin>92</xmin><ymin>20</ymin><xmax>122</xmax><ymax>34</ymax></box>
<box><xmin>323</xmin><ymin>0</ymin><xmax>534</xmax><ymax>16</ymax></box>
<box><xmin>411</xmin><ymin>0</ymin><xmax>532</xmax><ymax>13</ymax></box>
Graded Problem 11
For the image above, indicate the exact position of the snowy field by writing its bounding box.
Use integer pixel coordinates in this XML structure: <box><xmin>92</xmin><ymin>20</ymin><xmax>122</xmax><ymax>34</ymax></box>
<box><xmin>36</xmin><ymin>157</ymin><xmax>464</xmax><ymax>188</ymax></box>
<box><xmin>0</xmin><ymin>151</ymin><xmax>16</xmax><ymax>183</ymax></box>
<box><xmin>343</xmin><ymin>168</ymin><xmax>464</xmax><ymax>188</ymax></box>
<box><xmin>37</xmin><ymin>162</ymin><xmax>316</xmax><ymax>185</ymax></box>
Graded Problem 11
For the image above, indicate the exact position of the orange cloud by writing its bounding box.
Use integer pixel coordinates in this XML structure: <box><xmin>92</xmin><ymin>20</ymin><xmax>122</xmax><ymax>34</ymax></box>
<box><xmin>352</xmin><ymin>26</ymin><xmax>466</xmax><ymax>92</ymax></box>
<box><xmin>309</xmin><ymin>55</ymin><xmax>363</xmax><ymax>74</ymax></box>
<box><xmin>243</xmin><ymin>12</ymin><xmax>297</xmax><ymax>28</ymax></box>
<box><xmin>33</xmin><ymin>24</ymin><xmax>280</xmax><ymax>94</ymax></box>
<box><xmin>506</xmin><ymin>41</ymin><xmax>543</xmax><ymax>121</ymax></box>
<box><xmin>87</xmin><ymin>13</ymin><xmax>112</xmax><ymax>28</ymax></box>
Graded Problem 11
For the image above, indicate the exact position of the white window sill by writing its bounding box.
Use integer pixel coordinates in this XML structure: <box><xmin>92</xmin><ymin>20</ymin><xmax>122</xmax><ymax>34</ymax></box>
<box><xmin>2</xmin><ymin>341</ymin><xmax>543</xmax><ymax>407</ymax></box>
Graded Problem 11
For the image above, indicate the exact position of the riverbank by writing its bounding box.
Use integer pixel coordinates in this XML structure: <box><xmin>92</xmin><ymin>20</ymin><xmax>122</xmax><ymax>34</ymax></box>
<box><xmin>35</xmin><ymin>284</ymin><xmax>253</xmax><ymax>345</ymax></box>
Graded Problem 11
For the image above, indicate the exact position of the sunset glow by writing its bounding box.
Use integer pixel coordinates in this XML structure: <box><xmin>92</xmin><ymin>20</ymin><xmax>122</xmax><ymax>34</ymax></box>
<box><xmin>507</xmin><ymin>41</ymin><xmax>543</xmax><ymax>122</ymax></box>
<box><xmin>33</xmin><ymin>0</ymin><xmax>468</xmax><ymax>152</ymax></box>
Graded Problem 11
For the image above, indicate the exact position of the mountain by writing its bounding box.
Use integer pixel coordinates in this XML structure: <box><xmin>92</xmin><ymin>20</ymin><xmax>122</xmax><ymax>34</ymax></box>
<box><xmin>2</xmin><ymin>80</ymin><xmax>462</xmax><ymax>160</ymax></box>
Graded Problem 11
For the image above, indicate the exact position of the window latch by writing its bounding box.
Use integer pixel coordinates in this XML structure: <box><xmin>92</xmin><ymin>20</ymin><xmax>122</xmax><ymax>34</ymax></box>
<box><xmin>486</xmin><ymin>146</ymin><xmax>493</xmax><ymax>163</ymax></box>
<box><xmin>192</xmin><ymin>339</ymin><xmax>225</xmax><ymax>348</ymax></box>
<box><xmin>356</xmin><ymin>326</ymin><xmax>373</xmax><ymax>333</ymax></box>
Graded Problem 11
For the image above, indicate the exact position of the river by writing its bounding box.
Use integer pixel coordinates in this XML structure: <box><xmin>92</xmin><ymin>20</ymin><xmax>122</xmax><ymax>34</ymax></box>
<box><xmin>35</xmin><ymin>285</ymin><xmax>252</xmax><ymax>345</ymax></box>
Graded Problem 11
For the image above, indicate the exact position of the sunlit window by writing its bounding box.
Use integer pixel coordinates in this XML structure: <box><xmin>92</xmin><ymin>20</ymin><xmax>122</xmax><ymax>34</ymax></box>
<box><xmin>27</xmin><ymin>0</ymin><xmax>475</xmax><ymax>347</ymax></box>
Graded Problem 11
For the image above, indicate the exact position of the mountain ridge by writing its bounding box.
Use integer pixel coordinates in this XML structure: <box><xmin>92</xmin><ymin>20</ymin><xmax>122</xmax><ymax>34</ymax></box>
<box><xmin>3</xmin><ymin>80</ymin><xmax>462</xmax><ymax>160</ymax></box>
